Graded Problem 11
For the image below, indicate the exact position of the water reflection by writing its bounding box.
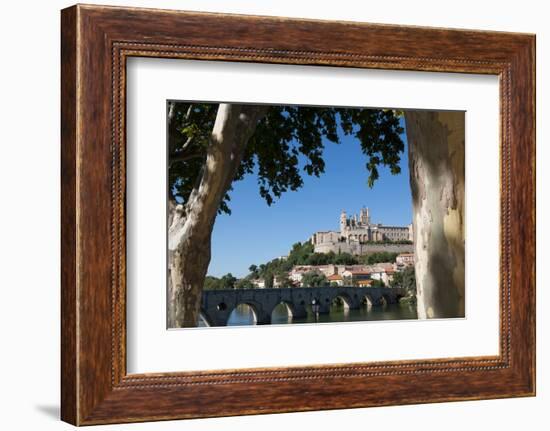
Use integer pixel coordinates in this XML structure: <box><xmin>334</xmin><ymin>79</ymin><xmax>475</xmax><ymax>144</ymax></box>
<box><xmin>224</xmin><ymin>301</ymin><xmax>417</xmax><ymax>327</ymax></box>
<box><xmin>271</xmin><ymin>302</ymin><xmax>293</xmax><ymax>324</ymax></box>
<box><xmin>227</xmin><ymin>304</ymin><xmax>257</xmax><ymax>326</ymax></box>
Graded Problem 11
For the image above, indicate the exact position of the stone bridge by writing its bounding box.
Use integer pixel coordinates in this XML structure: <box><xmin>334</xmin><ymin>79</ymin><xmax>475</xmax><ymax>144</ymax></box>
<box><xmin>201</xmin><ymin>286</ymin><xmax>407</xmax><ymax>326</ymax></box>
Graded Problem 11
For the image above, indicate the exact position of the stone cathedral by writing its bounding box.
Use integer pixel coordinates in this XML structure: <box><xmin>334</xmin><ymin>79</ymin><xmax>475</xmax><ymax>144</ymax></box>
<box><xmin>310</xmin><ymin>207</ymin><xmax>413</xmax><ymax>255</ymax></box>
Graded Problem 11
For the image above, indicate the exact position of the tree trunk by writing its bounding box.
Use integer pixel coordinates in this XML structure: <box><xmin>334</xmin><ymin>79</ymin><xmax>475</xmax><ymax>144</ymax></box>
<box><xmin>404</xmin><ymin>111</ymin><xmax>465</xmax><ymax>319</ymax></box>
<box><xmin>168</xmin><ymin>104</ymin><xmax>268</xmax><ymax>328</ymax></box>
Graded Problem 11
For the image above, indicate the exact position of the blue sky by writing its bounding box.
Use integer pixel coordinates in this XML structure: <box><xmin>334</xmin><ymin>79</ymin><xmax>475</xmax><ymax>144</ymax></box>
<box><xmin>208</xmin><ymin>117</ymin><xmax>412</xmax><ymax>278</ymax></box>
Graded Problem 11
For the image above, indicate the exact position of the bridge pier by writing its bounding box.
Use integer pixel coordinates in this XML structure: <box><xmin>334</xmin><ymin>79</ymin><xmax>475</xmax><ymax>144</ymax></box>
<box><xmin>318</xmin><ymin>301</ymin><xmax>331</xmax><ymax>314</ymax></box>
<box><xmin>348</xmin><ymin>298</ymin><xmax>361</xmax><ymax>310</ymax></box>
<box><xmin>291</xmin><ymin>304</ymin><xmax>308</xmax><ymax>319</ymax></box>
<box><xmin>256</xmin><ymin>310</ymin><xmax>271</xmax><ymax>325</ymax></box>
<box><xmin>370</xmin><ymin>294</ymin><xmax>392</xmax><ymax>306</ymax></box>
<box><xmin>203</xmin><ymin>310</ymin><xmax>230</xmax><ymax>327</ymax></box>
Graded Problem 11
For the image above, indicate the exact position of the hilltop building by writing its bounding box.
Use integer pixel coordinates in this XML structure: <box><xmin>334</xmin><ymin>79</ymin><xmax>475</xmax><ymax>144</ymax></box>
<box><xmin>310</xmin><ymin>207</ymin><xmax>413</xmax><ymax>255</ymax></box>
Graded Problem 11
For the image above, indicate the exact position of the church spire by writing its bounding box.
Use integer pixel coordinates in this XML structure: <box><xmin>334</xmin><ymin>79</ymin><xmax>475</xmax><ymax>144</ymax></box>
<box><xmin>360</xmin><ymin>206</ymin><xmax>370</xmax><ymax>225</ymax></box>
<box><xmin>340</xmin><ymin>210</ymin><xmax>347</xmax><ymax>233</ymax></box>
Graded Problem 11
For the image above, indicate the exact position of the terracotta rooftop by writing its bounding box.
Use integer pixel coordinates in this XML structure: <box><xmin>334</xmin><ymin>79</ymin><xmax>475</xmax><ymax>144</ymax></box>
<box><xmin>346</xmin><ymin>270</ymin><xmax>371</xmax><ymax>275</ymax></box>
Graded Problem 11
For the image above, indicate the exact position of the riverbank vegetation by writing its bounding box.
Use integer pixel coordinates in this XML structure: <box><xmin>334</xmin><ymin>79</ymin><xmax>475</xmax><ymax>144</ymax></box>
<box><xmin>391</xmin><ymin>266</ymin><xmax>417</xmax><ymax>303</ymax></box>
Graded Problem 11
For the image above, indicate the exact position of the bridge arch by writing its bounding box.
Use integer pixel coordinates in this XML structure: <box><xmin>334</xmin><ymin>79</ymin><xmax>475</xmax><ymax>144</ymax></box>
<box><xmin>394</xmin><ymin>292</ymin><xmax>406</xmax><ymax>302</ymax></box>
<box><xmin>361</xmin><ymin>294</ymin><xmax>374</xmax><ymax>307</ymax></box>
<box><xmin>331</xmin><ymin>292</ymin><xmax>353</xmax><ymax>310</ymax></box>
<box><xmin>270</xmin><ymin>301</ymin><xmax>295</xmax><ymax>324</ymax></box>
<box><xmin>227</xmin><ymin>302</ymin><xmax>260</xmax><ymax>326</ymax></box>
<box><xmin>198</xmin><ymin>309</ymin><xmax>212</xmax><ymax>327</ymax></box>
<box><xmin>381</xmin><ymin>293</ymin><xmax>391</xmax><ymax>306</ymax></box>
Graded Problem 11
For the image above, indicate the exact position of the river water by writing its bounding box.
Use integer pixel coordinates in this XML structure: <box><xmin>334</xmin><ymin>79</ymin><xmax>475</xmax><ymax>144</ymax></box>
<box><xmin>225</xmin><ymin>302</ymin><xmax>418</xmax><ymax>327</ymax></box>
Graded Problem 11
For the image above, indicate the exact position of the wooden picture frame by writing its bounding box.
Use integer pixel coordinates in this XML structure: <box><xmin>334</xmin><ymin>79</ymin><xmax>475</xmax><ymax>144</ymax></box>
<box><xmin>61</xmin><ymin>4</ymin><xmax>535</xmax><ymax>425</ymax></box>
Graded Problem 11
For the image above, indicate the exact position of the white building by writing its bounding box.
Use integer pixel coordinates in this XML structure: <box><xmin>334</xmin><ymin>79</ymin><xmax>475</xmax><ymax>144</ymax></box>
<box><xmin>288</xmin><ymin>265</ymin><xmax>317</xmax><ymax>284</ymax></box>
<box><xmin>251</xmin><ymin>279</ymin><xmax>265</xmax><ymax>288</ymax></box>
<box><xmin>396</xmin><ymin>252</ymin><xmax>415</xmax><ymax>267</ymax></box>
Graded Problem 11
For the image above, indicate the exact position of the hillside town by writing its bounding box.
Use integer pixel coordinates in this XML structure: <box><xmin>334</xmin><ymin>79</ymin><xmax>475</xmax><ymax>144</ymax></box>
<box><xmin>250</xmin><ymin>253</ymin><xmax>414</xmax><ymax>288</ymax></box>
<box><xmin>249</xmin><ymin>207</ymin><xmax>414</xmax><ymax>289</ymax></box>
<box><xmin>205</xmin><ymin>208</ymin><xmax>416</xmax><ymax>292</ymax></box>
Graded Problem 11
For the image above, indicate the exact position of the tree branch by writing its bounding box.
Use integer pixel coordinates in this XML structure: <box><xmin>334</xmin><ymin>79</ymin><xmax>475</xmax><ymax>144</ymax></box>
<box><xmin>168</xmin><ymin>101</ymin><xmax>176</xmax><ymax>123</ymax></box>
<box><xmin>179</xmin><ymin>136</ymin><xmax>194</xmax><ymax>153</ymax></box>
<box><xmin>168</xmin><ymin>151</ymin><xmax>203</xmax><ymax>166</ymax></box>
<box><xmin>184</xmin><ymin>104</ymin><xmax>193</xmax><ymax>121</ymax></box>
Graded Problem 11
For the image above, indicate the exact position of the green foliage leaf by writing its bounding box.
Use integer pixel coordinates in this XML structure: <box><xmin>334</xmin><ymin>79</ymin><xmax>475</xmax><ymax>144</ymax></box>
<box><xmin>391</xmin><ymin>266</ymin><xmax>416</xmax><ymax>292</ymax></box>
<box><xmin>168</xmin><ymin>102</ymin><xmax>404</xmax><ymax>212</ymax></box>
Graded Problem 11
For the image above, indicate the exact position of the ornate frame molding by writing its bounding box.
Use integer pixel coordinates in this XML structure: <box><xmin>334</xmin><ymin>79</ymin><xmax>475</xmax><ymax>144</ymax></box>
<box><xmin>61</xmin><ymin>4</ymin><xmax>535</xmax><ymax>425</ymax></box>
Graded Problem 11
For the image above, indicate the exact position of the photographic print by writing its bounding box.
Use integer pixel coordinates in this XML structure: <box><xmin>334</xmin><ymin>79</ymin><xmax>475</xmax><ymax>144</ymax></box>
<box><xmin>167</xmin><ymin>102</ymin><xmax>465</xmax><ymax>328</ymax></box>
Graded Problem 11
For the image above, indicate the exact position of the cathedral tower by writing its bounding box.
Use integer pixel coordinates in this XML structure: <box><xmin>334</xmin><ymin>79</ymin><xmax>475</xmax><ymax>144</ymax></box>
<box><xmin>360</xmin><ymin>207</ymin><xmax>370</xmax><ymax>225</ymax></box>
<box><xmin>340</xmin><ymin>210</ymin><xmax>347</xmax><ymax>234</ymax></box>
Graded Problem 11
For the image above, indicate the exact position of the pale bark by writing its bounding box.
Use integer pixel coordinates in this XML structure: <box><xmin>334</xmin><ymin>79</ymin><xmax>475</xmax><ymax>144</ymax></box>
<box><xmin>404</xmin><ymin>111</ymin><xmax>465</xmax><ymax>319</ymax></box>
<box><xmin>168</xmin><ymin>104</ymin><xmax>268</xmax><ymax>328</ymax></box>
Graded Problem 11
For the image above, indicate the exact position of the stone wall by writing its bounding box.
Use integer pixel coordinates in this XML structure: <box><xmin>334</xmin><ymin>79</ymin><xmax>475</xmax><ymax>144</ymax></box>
<box><xmin>313</xmin><ymin>242</ymin><xmax>414</xmax><ymax>256</ymax></box>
